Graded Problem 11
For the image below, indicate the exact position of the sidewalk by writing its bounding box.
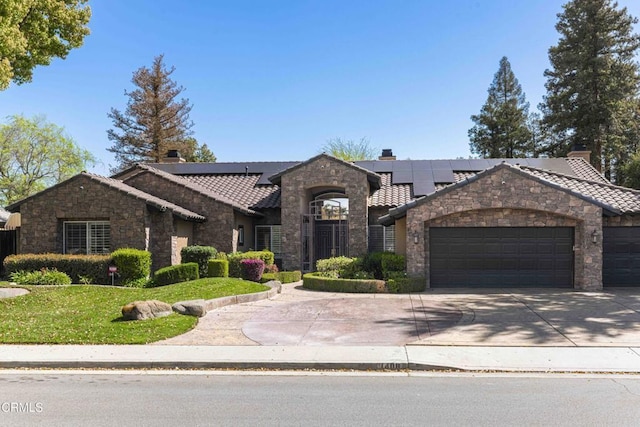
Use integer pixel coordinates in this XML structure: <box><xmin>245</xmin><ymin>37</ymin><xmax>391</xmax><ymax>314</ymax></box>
<box><xmin>2</xmin><ymin>344</ymin><xmax>640</xmax><ymax>373</ymax></box>
<box><xmin>4</xmin><ymin>283</ymin><xmax>640</xmax><ymax>373</ymax></box>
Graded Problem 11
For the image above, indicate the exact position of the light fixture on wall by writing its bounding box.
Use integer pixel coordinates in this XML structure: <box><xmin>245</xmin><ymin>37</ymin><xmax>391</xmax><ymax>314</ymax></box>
<box><xmin>413</xmin><ymin>232</ymin><xmax>419</xmax><ymax>244</ymax></box>
<box><xmin>591</xmin><ymin>229</ymin><xmax>598</xmax><ymax>244</ymax></box>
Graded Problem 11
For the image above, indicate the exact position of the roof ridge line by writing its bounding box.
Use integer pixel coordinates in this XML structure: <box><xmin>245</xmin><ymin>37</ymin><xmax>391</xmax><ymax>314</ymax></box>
<box><xmin>519</xmin><ymin>164</ymin><xmax>640</xmax><ymax>195</ymax></box>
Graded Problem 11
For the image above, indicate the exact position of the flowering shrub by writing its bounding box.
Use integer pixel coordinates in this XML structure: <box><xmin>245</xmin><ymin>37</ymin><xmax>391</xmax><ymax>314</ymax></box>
<box><xmin>240</xmin><ymin>259</ymin><xmax>265</xmax><ymax>282</ymax></box>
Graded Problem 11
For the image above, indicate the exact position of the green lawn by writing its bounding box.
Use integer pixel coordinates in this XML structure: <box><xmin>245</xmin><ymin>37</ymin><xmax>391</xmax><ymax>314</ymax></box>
<box><xmin>0</xmin><ymin>278</ymin><xmax>269</xmax><ymax>344</ymax></box>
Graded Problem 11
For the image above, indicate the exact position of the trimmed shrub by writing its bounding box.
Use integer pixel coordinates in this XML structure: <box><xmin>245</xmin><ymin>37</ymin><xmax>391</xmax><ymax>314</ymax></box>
<box><xmin>151</xmin><ymin>263</ymin><xmax>199</xmax><ymax>287</ymax></box>
<box><xmin>180</xmin><ymin>245</ymin><xmax>218</xmax><ymax>276</ymax></box>
<box><xmin>111</xmin><ymin>248</ymin><xmax>151</xmax><ymax>287</ymax></box>
<box><xmin>228</xmin><ymin>250</ymin><xmax>274</xmax><ymax>277</ymax></box>
<box><xmin>303</xmin><ymin>273</ymin><xmax>386</xmax><ymax>293</ymax></box>
<box><xmin>3</xmin><ymin>253</ymin><xmax>111</xmax><ymax>284</ymax></box>
<box><xmin>316</xmin><ymin>256</ymin><xmax>358</xmax><ymax>278</ymax></box>
<box><xmin>207</xmin><ymin>259</ymin><xmax>229</xmax><ymax>278</ymax></box>
<box><xmin>277</xmin><ymin>270</ymin><xmax>302</xmax><ymax>283</ymax></box>
<box><xmin>385</xmin><ymin>277</ymin><xmax>426</xmax><ymax>293</ymax></box>
<box><xmin>361</xmin><ymin>252</ymin><xmax>386</xmax><ymax>279</ymax></box>
<box><xmin>10</xmin><ymin>268</ymin><xmax>72</xmax><ymax>286</ymax></box>
<box><xmin>260</xmin><ymin>270</ymin><xmax>303</xmax><ymax>284</ymax></box>
<box><xmin>381</xmin><ymin>254</ymin><xmax>405</xmax><ymax>277</ymax></box>
<box><xmin>241</xmin><ymin>258</ymin><xmax>265</xmax><ymax>282</ymax></box>
<box><xmin>264</xmin><ymin>263</ymin><xmax>279</xmax><ymax>274</ymax></box>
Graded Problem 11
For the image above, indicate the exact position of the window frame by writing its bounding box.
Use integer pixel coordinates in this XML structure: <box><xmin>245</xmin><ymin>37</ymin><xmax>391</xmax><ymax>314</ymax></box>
<box><xmin>63</xmin><ymin>221</ymin><xmax>111</xmax><ymax>255</ymax></box>
<box><xmin>255</xmin><ymin>225</ymin><xmax>282</xmax><ymax>258</ymax></box>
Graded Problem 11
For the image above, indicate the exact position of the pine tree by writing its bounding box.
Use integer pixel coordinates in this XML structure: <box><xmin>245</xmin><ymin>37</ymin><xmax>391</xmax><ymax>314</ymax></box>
<box><xmin>468</xmin><ymin>57</ymin><xmax>532</xmax><ymax>158</ymax></box>
<box><xmin>107</xmin><ymin>55</ymin><xmax>201</xmax><ymax>172</ymax></box>
<box><xmin>542</xmin><ymin>0</ymin><xmax>640</xmax><ymax>180</ymax></box>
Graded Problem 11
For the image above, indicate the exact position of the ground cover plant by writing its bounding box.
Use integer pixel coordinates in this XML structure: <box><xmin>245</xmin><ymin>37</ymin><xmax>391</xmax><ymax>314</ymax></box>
<box><xmin>0</xmin><ymin>278</ymin><xmax>268</xmax><ymax>344</ymax></box>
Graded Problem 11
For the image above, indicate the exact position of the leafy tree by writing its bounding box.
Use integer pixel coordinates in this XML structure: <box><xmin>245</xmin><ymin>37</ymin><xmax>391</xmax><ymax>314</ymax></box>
<box><xmin>469</xmin><ymin>56</ymin><xmax>532</xmax><ymax>158</ymax></box>
<box><xmin>107</xmin><ymin>54</ymin><xmax>200</xmax><ymax>172</ymax></box>
<box><xmin>0</xmin><ymin>0</ymin><xmax>91</xmax><ymax>90</ymax></box>
<box><xmin>183</xmin><ymin>138</ymin><xmax>217</xmax><ymax>163</ymax></box>
<box><xmin>542</xmin><ymin>0</ymin><xmax>640</xmax><ymax>180</ymax></box>
<box><xmin>0</xmin><ymin>115</ymin><xmax>95</xmax><ymax>206</ymax></box>
<box><xmin>320</xmin><ymin>137</ymin><xmax>377</xmax><ymax>161</ymax></box>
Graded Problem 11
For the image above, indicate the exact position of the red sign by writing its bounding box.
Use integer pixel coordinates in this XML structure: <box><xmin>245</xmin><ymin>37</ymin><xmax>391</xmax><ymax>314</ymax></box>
<box><xmin>108</xmin><ymin>266</ymin><xmax>118</xmax><ymax>273</ymax></box>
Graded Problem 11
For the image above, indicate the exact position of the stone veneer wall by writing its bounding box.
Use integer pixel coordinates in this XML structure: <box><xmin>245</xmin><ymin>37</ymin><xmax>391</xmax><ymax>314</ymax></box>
<box><xmin>405</xmin><ymin>167</ymin><xmax>603</xmax><ymax>290</ymax></box>
<box><xmin>603</xmin><ymin>216</ymin><xmax>640</xmax><ymax>226</ymax></box>
<box><xmin>16</xmin><ymin>174</ymin><xmax>171</xmax><ymax>267</ymax></box>
<box><xmin>280</xmin><ymin>156</ymin><xmax>371</xmax><ymax>271</ymax></box>
<box><xmin>124</xmin><ymin>172</ymin><xmax>237</xmax><ymax>253</ymax></box>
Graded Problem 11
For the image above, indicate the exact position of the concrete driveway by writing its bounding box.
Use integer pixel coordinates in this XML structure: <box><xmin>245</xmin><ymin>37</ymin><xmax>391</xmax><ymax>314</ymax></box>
<box><xmin>157</xmin><ymin>283</ymin><xmax>640</xmax><ymax>347</ymax></box>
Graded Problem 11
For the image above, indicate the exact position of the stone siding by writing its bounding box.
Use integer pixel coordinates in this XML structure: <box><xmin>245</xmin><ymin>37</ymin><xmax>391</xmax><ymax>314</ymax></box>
<box><xmin>280</xmin><ymin>156</ymin><xmax>371</xmax><ymax>270</ymax></box>
<box><xmin>124</xmin><ymin>172</ymin><xmax>237</xmax><ymax>253</ymax></box>
<box><xmin>603</xmin><ymin>216</ymin><xmax>640</xmax><ymax>226</ymax></box>
<box><xmin>405</xmin><ymin>167</ymin><xmax>603</xmax><ymax>290</ymax></box>
<box><xmin>17</xmin><ymin>174</ymin><xmax>176</xmax><ymax>270</ymax></box>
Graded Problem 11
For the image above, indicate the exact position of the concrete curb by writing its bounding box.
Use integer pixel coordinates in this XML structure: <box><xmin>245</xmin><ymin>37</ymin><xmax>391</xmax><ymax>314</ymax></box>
<box><xmin>2</xmin><ymin>345</ymin><xmax>640</xmax><ymax>372</ymax></box>
<box><xmin>204</xmin><ymin>281</ymin><xmax>281</xmax><ymax>311</ymax></box>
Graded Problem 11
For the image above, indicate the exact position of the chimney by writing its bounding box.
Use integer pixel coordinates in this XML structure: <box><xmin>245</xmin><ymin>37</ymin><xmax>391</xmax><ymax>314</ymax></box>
<box><xmin>379</xmin><ymin>149</ymin><xmax>396</xmax><ymax>161</ymax></box>
<box><xmin>163</xmin><ymin>149</ymin><xmax>186</xmax><ymax>163</ymax></box>
<box><xmin>567</xmin><ymin>143</ymin><xmax>591</xmax><ymax>164</ymax></box>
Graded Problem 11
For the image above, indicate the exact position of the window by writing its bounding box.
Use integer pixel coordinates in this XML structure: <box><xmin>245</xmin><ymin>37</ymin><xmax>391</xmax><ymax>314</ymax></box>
<box><xmin>64</xmin><ymin>221</ymin><xmax>110</xmax><ymax>255</ymax></box>
<box><xmin>368</xmin><ymin>225</ymin><xmax>395</xmax><ymax>253</ymax></box>
<box><xmin>255</xmin><ymin>225</ymin><xmax>282</xmax><ymax>258</ymax></box>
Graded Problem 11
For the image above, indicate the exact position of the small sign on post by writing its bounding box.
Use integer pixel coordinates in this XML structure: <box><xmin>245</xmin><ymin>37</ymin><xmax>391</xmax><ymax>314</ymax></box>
<box><xmin>108</xmin><ymin>266</ymin><xmax>118</xmax><ymax>286</ymax></box>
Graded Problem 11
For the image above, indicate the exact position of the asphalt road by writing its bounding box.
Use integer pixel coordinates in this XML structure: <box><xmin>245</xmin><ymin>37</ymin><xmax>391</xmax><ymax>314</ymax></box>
<box><xmin>2</xmin><ymin>370</ymin><xmax>640</xmax><ymax>426</ymax></box>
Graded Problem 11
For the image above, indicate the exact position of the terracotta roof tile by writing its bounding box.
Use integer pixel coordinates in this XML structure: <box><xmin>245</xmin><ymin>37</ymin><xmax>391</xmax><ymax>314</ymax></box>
<box><xmin>85</xmin><ymin>174</ymin><xmax>206</xmax><ymax>221</ymax></box>
<box><xmin>519</xmin><ymin>166</ymin><xmax>640</xmax><ymax>214</ymax></box>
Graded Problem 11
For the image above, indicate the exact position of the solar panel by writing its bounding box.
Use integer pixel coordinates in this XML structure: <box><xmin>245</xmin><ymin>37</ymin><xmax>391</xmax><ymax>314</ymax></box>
<box><xmin>432</xmin><ymin>169</ymin><xmax>455</xmax><ymax>183</ymax></box>
<box><xmin>414</xmin><ymin>181</ymin><xmax>436</xmax><ymax>196</ymax></box>
<box><xmin>392</xmin><ymin>170</ymin><xmax>413</xmax><ymax>183</ymax></box>
<box><xmin>449</xmin><ymin>159</ymin><xmax>472</xmax><ymax>170</ymax></box>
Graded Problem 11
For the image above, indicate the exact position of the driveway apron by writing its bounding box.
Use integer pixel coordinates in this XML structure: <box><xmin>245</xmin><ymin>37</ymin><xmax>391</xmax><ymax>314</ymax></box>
<box><xmin>156</xmin><ymin>284</ymin><xmax>640</xmax><ymax>347</ymax></box>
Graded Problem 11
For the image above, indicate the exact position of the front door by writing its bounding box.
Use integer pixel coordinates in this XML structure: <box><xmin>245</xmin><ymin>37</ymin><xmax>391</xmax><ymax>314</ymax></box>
<box><xmin>314</xmin><ymin>221</ymin><xmax>348</xmax><ymax>262</ymax></box>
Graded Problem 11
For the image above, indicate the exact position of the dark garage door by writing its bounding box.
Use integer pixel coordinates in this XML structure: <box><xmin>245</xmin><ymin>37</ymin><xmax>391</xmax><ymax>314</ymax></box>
<box><xmin>603</xmin><ymin>227</ymin><xmax>640</xmax><ymax>287</ymax></box>
<box><xmin>430</xmin><ymin>227</ymin><xmax>574</xmax><ymax>288</ymax></box>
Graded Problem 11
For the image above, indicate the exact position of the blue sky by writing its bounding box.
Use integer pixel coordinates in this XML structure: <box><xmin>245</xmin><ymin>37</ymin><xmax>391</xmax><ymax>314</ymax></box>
<box><xmin>3</xmin><ymin>0</ymin><xmax>640</xmax><ymax>175</ymax></box>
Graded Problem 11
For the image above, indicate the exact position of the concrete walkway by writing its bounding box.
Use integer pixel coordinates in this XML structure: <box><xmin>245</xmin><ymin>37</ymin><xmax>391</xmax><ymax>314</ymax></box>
<box><xmin>157</xmin><ymin>283</ymin><xmax>640</xmax><ymax>347</ymax></box>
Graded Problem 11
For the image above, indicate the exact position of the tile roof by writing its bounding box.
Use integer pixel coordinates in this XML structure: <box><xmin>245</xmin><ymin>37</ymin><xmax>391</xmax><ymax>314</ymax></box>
<box><xmin>83</xmin><ymin>173</ymin><xmax>207</xmax><ymax>221</ymax></box>
<box><xmin>565</xmin><ymin>157</ymin><xmax>610</xmax><ymax>184</ymax></box>
<box><xmin>180</xmin><ymin>174</ymin><xmax>281</xmax><ymax>210</ymax></box>
<box><xmin>368</xmin><ymin>174</ymin><xmax>413</xmax><ymax>207</ymax></box>
<box><xmin>138</xmin><ymin>156</ymin><xmax>621</xmax><ymax>213</ymax></box>
<box><xmin>130</xmin><ymin>164</ymin><xmax>262</xmax><ymax>216</ymax></box>
<box><xmin>6</xmin><ymin>172</ymin><xmax>206</xmax><ymax>222</ymax></box>
<box><xmin>519</xmin><ymin>166</ymin><xmax>640</xmax><ymax>214</ymax></box>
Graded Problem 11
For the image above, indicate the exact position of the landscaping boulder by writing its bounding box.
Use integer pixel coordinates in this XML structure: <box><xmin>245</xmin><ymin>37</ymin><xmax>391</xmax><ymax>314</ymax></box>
<box><xmin>172</xmin><ymin>299</ymin><xmax>207</xmax><ymax>317</ymax></box>
<box><xmin>121</xmin><ymin>300</ymin><xmax>173</xmax><ymax>320</ymax></box>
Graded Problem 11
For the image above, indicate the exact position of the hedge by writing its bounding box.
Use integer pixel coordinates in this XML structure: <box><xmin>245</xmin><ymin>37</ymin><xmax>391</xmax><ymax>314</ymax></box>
<box><xmin>151</xmin><ymin>263</ymin><xmax>199</xmax><ymax>287</ymax></box>
<box><xmin>228</xmin><ymin>250</ymin><xmax>274</xmax><ymax>278</ymax></box>
<box><xmin>207</xmin><ymin>259</ymin><xmax>229</xmax><ymax>278</ymax></box>
<box><xmin>385</xmin><ymin>277</ymin><xmax>426</xmax><ymax>293</ymax></box>
<box><xmin>303</xmin><ymin>272</ymin><xmax>424</xmax><ymax>294</ymax></box>
<box><xmin>260</xmin><ymin>270</ymin><xmax>302</xmax><ymax>284</ymax></box>
<box><xmin>302</xmin><ymin>273</ymin><xmax>386</xmax><ymax>293</ymax></box>
<box><xmin>181</xmin><ymin>245</ymin><xmax>218</xmax><ymax>276</ymax></box>
<box><xmin>111</xmin><ymin>248</ymin><xmax>151</xmax><ymax>287</ymax></box>
<box><xmin>3</xmin><ymin>253</ymin><xmax>111</xmax><ymax>284</ymax></box>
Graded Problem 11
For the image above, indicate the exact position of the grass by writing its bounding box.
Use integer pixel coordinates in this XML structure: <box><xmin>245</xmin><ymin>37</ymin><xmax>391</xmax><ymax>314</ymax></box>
<box><xmin>0</xmin><ymin>278</ymin><xmax>269</xmax><ymax>344</ymax></box>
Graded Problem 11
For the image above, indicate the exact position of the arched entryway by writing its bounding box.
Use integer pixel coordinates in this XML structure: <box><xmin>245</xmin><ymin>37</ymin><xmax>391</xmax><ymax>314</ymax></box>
<box><xmin>301</xmin><ymin>192</ymin><xmax>349</xmax><ymax>271</ymax></box>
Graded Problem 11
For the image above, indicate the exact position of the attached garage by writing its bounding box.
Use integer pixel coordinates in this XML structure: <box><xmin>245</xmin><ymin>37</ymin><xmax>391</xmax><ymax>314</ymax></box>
<box><xmin>603</xmin><ymin>227</ymin><xmax>640</xmax><ymax>287</ymax></box>
<box><xmin>430</xmin><ymin>227</ymin><xmax>574</xmax><ymax>288</ymax></box>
